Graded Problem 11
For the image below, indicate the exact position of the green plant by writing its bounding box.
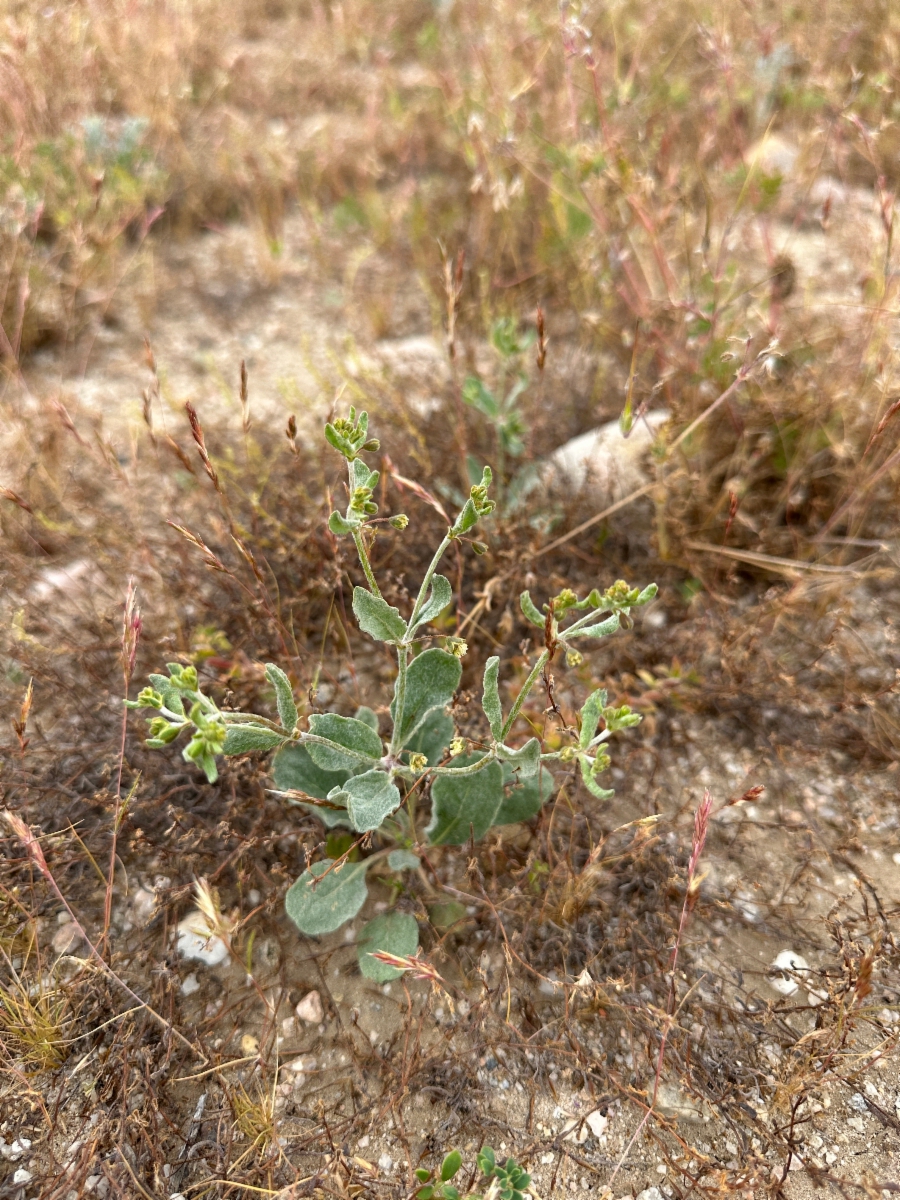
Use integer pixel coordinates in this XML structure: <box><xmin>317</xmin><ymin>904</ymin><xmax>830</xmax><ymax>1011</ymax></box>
<box><xmin>415</xmin><ymin>1149</ymin><xmax>464</xmax><ymax>1200</ymax></box>
<box><xmin>414</xmin><ymin>1146</ymin><xmax>530</xmax><ymax>1200</ymax></box>
<box><xmin>460</xmin><ymin>317</ymin><xmax>539</xmax><ymax>512</ymax></box>
<box><xmin>128</xmin><ymin>409</ymin><xmax>655</xmax><ymax>968</ymax></box>
<box><xmin>475</xmin><ymin>1147</ymin><xmax>531</xmax><ymax>1200</ymax></box>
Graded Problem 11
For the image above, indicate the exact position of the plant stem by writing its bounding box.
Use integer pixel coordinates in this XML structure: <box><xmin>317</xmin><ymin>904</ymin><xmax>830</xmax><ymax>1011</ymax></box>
<box><xmin>405</xmin><ymin>534</ymin><xmax>452</xmax><ymax>636</ymax></box>
<box><xmin>396</xmin><ymin>753</ymin><xmax>497</xmax><ymax>780</ymax></box>
<box><xmin>500</xmin><ymin>649</ymin><xmax>550</xmax><ymax>742</ymax></box>
<box><xmin>388</xmin><ymin>648</ymin><xmax>408</xmax><ymax>757</ymax></box>
<box><xmin>352</xmin><ymin>529</ymin><xmax>382</xmax><ymax>597</ymax></box>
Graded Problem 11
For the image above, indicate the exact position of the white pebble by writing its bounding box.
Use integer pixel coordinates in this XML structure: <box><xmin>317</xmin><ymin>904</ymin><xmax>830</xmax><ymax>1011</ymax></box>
<box><xmin>586</xmin><ymin>1111</ymin><xmax>608</xmax><ymax>1138</ymax></box>
<box><xmin>176</xmin><ymin>920</ymin><xmax>229</xmax><ymax>967</ymax></box>
<box><xmin>13</xmin><ymin>1168</ymin><xmax>33</xmax><ymax>1184</ymax></box>
<box><xmin>180</xmin><ymin>973</ymin><xmax>200</xmax><ymax>997</ymax></box>
<box><xmin>295</xmin><ymin>990</ymin><xmax>324</xmax><ymax>1024</ymax></box>
<box><xmin>769</xmin><ymin>950</ymin><xmax>811</xmax><ymax>996</ymax></box>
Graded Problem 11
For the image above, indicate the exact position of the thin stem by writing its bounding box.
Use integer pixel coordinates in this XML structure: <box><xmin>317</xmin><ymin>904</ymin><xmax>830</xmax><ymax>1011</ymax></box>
<box><xmin>388</xmin><ymin>649</ymin><xmax>408</xmax><ymax>758</ymax></box>
<box><xmin>352</xmin><ymin>529</ymin><xmax>382</xmax><ymax>597</ymax></box>
<box><xmin>500</xmin><ymin>649</ymin><xmax>550</xmax><ymax>742</ymax></box>
<box><xmin>405</xmin><ymin>535</ymin><xmax>452</xmax><ymax>636</ymax></box>
<box><xmin>395</xmin><ymin>753</ymin><xmax>498</xmax><ymax>781</ymax></box>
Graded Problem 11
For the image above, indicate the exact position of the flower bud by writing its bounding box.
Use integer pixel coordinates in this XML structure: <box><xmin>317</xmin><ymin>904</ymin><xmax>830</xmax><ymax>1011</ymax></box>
<box><xmin>389</xmin><ymin>514</ymin><xmax>409</xmax><ymax>530</ymax></box>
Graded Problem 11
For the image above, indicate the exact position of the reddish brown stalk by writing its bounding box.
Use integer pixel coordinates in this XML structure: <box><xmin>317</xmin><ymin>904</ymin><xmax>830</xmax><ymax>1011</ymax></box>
<box><xmin>103</xmin><ymin>579</ymin><xmax>141</xmax><ymax>949</ymax></box>
<box><xmin>606</xmin><ymin>790</ymin><xmax>714</xmax><ymax>1191</ymax></box>
<box><xmin>2</xmin><ymin>810</ymin><xmax>203</xmax><ymax>1060</ymax></box>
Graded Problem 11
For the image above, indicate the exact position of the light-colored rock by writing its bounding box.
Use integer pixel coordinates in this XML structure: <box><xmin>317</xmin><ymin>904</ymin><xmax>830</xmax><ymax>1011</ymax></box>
<box><xmin>51</xmin><ymin>921</ymin><xmax>84</xmax><ymax>955</ymax></box>
<box><xmin>585</xmin><ymin>1110</ymin><xmax>608</xmax><ymax>1138</ymax></box>
<box><xmin>769</xmin><ymin>950</ymin><xmax>811</xmax><ymax>996</ymax></box>
<box><xmin>180</xmin><ymin>973</ymin><xmax>200</xmax><ymax>996</ymax></box>
<box><xmin>543</xmin><ymin>410</ymin><xmax>668</xmax><ymax>499</ymax></box>
<box><xmin>295</xmin><ymin>989</ymin><xmax>324</xmax><ymax>1024</ymax></box>
<box><xmin>175</xmin><ymin>919</ymin><xmax>229</xmax><ymax>967</ymax></box>
<box><xmin>130</xmin><ymin>886</ymin><xmax>158</xmax><ymax>925</ymax></box>
<box><xmin>636</xmin><ymin>1187</ymin><xmax>664</xmax><ymax>1200</ymax></box>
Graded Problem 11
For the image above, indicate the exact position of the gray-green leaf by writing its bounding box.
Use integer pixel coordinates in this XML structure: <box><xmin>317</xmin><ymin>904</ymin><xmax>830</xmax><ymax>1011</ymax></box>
<box><xmin>285</xmin><ymin>858</ymin><xmax>369</xmax><ymax>936</ymax></box>
<box><xmin>391</xmin><ymin>648</ymin><xmax>461</xmax><ymax>747</ymax></box>
<box><xmin>343</xmin><ymin>769</ymin><xmax>402</xmax><ymax>832</ymax></box>
<box><xmin>579</xmin><ymin>689</ymin><xmax>608</xmax><ymax>750</ymax></box>
<box><xmin>354</xmin><ymin>705</ymin><xmax>380</xmax><ymax>733</ymax></box>
<box><xmin>306</xmin><ymin>713</ymin><xmax>382</xmax><ymax>771</ymax></box>
<box><xmin>497</xmin><ymin>736</ymin><xmax>541</xmax><ymax>777</ymax></box>
<box><xmin>328</xmin><ymin>510</ymin><xmax>356</xmax><ymax>536</ymax></box>
<box><xmin>405</xmin><ymin>709</ymin><xmax>454</xmax><ymax>766</ymax></box>
<box><xmin>271</xmin><ymin>744</ymin><xmax>350</xmax><ymax>827</ymax></box>
<box><xmin>579</xmin><ymin>754</ymin><xmax>615</xmax><ymax>800</ymax></box>
<box><xmin>387</xmin><ymin>849</ymin><xmax>421</xmax><ymax>872</ymax></box>
<box><xmin>569</xmin><ymin>612</ymin><xmax>620</xmax><ymax>640</ymax></box>
<box><xmin>412</xmin><ymin>574</ymin><xmax>452</xmax><ymax>631</ymax></box>
<box><xmin>357</xmin><ymin>912</ymin><xmax>419</xmax><ymax>981</ymax></box>
<box><xmin>265</xmin><ymin>663</ymin><xmax>298</xmax><ymax>731</ymax></box>
<box><xmin>148</xmin><ymin>673</ymin><xmax>185</xmax><ymax>717</ymax></box>
<box><xmin>352</xmin><ymin>587</ymin><xmax>407</xmax><ymax>643</ymax></box>
<box><xmin>426</xmin><ymin>756</ymin><xmax>504</xmax><ymax>845</ymax></box>
<box><xmin>482</xmin><ymin>656</ymin><xmax>503</xmax><ymax>740</ymax></box>
<box><xmin>495</xmin><ymin>763</ymin><xmax>555</xmax><ymax>825</ymax></box>
<box><xmin>520</xmin><ymin>591</ymin><xmax>545</xmax><ymax>629</ymax></box>
<box><xmin>222</xmin><ymin>725</ymin><xmax>286</xmax><ymax>755</ymax></box>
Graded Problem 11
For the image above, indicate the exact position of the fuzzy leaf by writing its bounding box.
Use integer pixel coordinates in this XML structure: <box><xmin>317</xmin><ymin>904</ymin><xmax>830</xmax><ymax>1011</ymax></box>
<box><xmin>426</xmin><ymin>756</ymin><xmax>504</xmax><ymax>845</ymax></box>
<box><xmin>579</xmin><ymin>755</ymin><xmax>615</xmax><ymax>800</ymax></box>
<box><xmin>343</xmin><ymin>769</ymin><xmax>402</xmax><ymax>832</ymax></box>
<box><xmin>328</xmin><ymin>510</ymin><xmax>355</xmax><ymax>536</ymax></box>
<box><xmin>569</xmin><ymin>612</ymin><xmax>620</xmax><ymax>640</ymax></box>
<box><xmin>354</xmin><ymin>705</ymin><xmax>379</xmax><ymax>732</ymax></box>
<box><xmin>482</xmin><ymin>656</ymin><xmax>503</xmax><ymax>740</ymax></box>
<box><xmin>352</xmin><ymin>587</ymin><xmax>407</xmax><ymax>643</ymax></box>
<box><xmin>148</xmin><ymin>673</ymin><xmax>185</xmax><ymax>717</ymax></box>
<box><xmin>222</xmin><ymin>725</ymin><xmax>286</xmax><ymax>755</ymax></box>
<box><xmin>358</xmin><ymin>911</ymin><xmax>419</xmax><ymax>981</ymax></box>
<box><xmin>387</xmin><ymin>849</ymin><xmax>421</xmax><ymax>872</ymax></box>
<box><xmin>579</xmin><ymin>689</ymin><xmax>608</xmax><ymax>750</ymax></box>
<box><xmin>412</xmin><ymin>574</ymin><xmax>453</xmax><ymax>631</ymax></box>
<box><xmin>306</xmin><ymin>713</ymin><xmax>382</xmax><ymax>771</ymax></box>
<box><xmin>494</xmin><ymin>763</ymin><xmax>555</xmax><ymax>825</ymax></box>
<box><xmin>519</xmin><ymin>591</ymin><xmax>545</xmax><ymax>629</ymax></box>
<box><xmin>285</xmin><ymin>858</ymin><xmax>369</xmax><ymax>936</ymax></box>
<box><xmin>462</xmin><ymin>376</ymin><xmax>500</xmax><ymax>419</ymax></box>
<box><xmin>271</xmin><ymin>744</ymin><xmax>350</xmax><ymax>827</ymax></box>
<box><xmin>391</xmin><ymin>648</ymin><xmax>461</xmax><ymax>747</ymax></box>
<box><xmin>265</xmin><ymin>663</ymin><xmax>298</xmax><ymax>731</ymax></box>
<box><xmin>350</xmin><ymin>458</ymin><xmax>380</xmax><ymax>491</ymax></box>
<box><xmin>497</xmin><ymin>737</ymin><xmax>541</xmax><ymax>777</ymax></box>
<box><xmin>452</xmin><ymin>497</ymin><xmax>478</xmax><ymax>535</ymax></box>
<box><xmin>405</xmin><ymin>710</ymin><xmax>454</xmax><ymax>766</ymax></box>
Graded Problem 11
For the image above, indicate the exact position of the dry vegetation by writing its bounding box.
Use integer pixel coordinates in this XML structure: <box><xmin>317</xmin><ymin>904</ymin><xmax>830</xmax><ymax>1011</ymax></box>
<box><xmin>1</xmin><ymin>0</ymin><xmax>900</xmax><ymax>1197</ymax></box>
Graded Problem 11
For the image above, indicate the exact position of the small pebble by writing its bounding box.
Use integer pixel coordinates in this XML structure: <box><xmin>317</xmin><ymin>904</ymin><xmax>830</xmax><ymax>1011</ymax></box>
<box><xmin>176</xmin><ymin>920</ymin><xmax>229</xmax><ymax>967</ymax></box>
<box><xmin>180</xmin><ymin>973</ymin><xmax>200</xmax><ymax>997</ymax></box>
<box><xmin>51</xmin><ymin>922</ymin><xmax>84</xmax><ymax>955</ymax></box>
<box><xmin>295</xmin><ymin>990</ymin><xmax>324</xmax><ymax>1024</ymax></box>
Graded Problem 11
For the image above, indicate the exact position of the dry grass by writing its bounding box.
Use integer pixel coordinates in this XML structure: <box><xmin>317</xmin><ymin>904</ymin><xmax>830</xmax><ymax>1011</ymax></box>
<box><xmin>1</xmin><ymin>0</ymin><xmax>900</xmax><ymax>1195</ymax></box>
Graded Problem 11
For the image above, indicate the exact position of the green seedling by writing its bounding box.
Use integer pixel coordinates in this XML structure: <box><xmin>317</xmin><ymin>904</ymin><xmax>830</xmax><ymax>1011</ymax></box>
<box><xmin>129</xmin><ymin>409</ymin><xmax>655</xmax><ymax>968</ymax></box>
